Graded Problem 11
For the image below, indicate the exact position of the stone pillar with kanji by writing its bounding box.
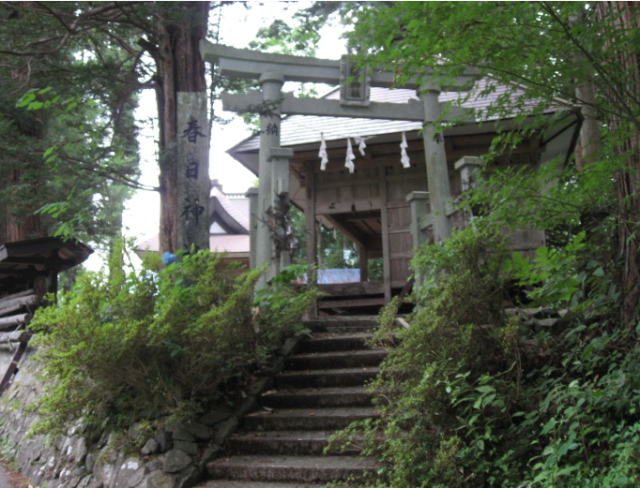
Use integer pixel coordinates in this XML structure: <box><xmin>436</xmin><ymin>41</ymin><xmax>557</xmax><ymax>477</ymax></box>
<box><xmin>177</xmin><ymin>92</ymin><xmax>210</xmax><ymax>253</ymax></box>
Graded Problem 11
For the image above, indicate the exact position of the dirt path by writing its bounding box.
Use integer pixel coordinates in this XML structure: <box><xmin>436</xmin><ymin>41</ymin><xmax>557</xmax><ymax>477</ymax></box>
<box><xmin>0</xmin><ymin>459</ymin><xmax>30</xmax><ymax>487</ymax></box>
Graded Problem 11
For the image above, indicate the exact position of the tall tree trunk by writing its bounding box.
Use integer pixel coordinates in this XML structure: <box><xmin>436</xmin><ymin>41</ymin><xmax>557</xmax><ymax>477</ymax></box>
<box><xmin>598</xmin><ymin>2</ymin><xmax>640</xmax><ymax>323</ymax></box>
<box><xmin>154</xmin><ymin>2</ymin><xmax>209</xmax><ymax>254</ymax></box>
<box><xmin>7</xmin><ymin>169</ymin><xmax>42</xmax><ymax>242</ymax></box>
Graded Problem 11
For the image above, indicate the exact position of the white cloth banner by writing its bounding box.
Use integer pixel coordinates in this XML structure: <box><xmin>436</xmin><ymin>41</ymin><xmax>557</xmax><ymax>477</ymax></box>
<box><xmin>345</xmin><ymin>137</ymin><xmax>355</xmax><ymax>173</ymax></box>
<box><xmin>354</xmin><ymin>136</ymin><xmax>367</xmax><ymax>156</ymax></box>
<box><xmin>400</xmin><ymin>132</ymin><xmax>410</xmax><ymax>168</ymax></box>
<box><xmin>319</xmin><ymin>132</ymin><xmax>328</xmax><ymax>170</ymax></box>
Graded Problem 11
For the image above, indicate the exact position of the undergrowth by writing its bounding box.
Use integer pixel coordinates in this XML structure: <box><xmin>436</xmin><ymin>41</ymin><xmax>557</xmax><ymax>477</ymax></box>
<box><xmin>28</xmin><ymin>244</ymin><xmax>318</xmax><ymax>436</ymax></box>
<box><xmin>328</xmin><ymin>221</ymin><xmax>640</xmax><ymax>487</ymax></box>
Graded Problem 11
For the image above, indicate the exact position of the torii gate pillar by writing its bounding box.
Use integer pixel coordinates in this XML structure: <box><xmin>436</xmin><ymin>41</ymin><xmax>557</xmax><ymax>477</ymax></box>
<box><xmin>256</xmin><ymin>72</ymin><xmax>285</xmax><ymax>287</ymax></box>
<box><xmin>421</xmin><ymin>88</ymin><xmax>453</xmax><ymax>243</ymax></box>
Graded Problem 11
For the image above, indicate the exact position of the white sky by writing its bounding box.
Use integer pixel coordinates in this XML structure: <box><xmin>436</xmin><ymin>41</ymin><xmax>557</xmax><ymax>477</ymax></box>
<box><xmin>85</xmin><ymin>1</ymin><xmax>346</xmax><ymax>270</ymax></box>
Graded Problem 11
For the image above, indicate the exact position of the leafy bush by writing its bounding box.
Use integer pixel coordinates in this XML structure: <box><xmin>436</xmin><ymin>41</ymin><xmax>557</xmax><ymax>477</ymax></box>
<box><xmin>329</xmin><ymin>214</ymin><xmax>639</xmax><ymax>487</ymax></box>
<box><xmin>29</xmin><ymin>247</ymin><xmax>317</xmax><ymax>435</ymax></box>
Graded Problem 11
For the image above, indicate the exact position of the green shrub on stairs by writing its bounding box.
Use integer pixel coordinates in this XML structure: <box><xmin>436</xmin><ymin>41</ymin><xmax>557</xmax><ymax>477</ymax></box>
<box><xmin>28</xmin><ymin>244</ymin><xmax>318</xmax><ymax>437</ymax></box>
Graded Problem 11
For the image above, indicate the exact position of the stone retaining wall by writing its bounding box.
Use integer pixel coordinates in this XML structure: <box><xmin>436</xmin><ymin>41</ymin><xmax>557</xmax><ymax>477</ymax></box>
<box><xmin>0</xmin><ymin>336</ymin><xmax>300</xmax><ymax>488</ymax></box>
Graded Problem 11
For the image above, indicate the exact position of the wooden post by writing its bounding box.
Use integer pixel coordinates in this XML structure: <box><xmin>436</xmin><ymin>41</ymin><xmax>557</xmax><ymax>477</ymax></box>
<box><xmin>379</xmin><ymin>167</ymin><xmax>392</xmax><ymax>303</ymax></box>
<box><xmin>305</xmin><ymin>164</ymin><xmax>317</xmax><ymax>283</ymax></box>
<box><xmin>268</xmin><ymin>147</ymin><xmax>294</xmax><ymax>271</ymax></box>
<box><xmin>177</xmin><ymin>92</ymin><xmax>210</xmax><ymax>253</ymax></box>
<box><xmin>245</xmin><ymin>187</ymin><xmax>259</xmax><ymax>269</ymax></box>
<box><xmin>359</xmin><ymin>245</ymin><xmax>368</xmax><ymax>282</ymax></box>
<box><xmin>305</xmin><ymin>164</ymin><xmax>317</xmax><ymax>318</ymax></box>
<box><xmin>421</xmin><ymin>88</ymin><xmax>452</xmax><ymax>243</ymax></box>
<box><xmin>406</xmin><ymin>191</ymin><xmax>430</xmax><ymax>249</ymax></box>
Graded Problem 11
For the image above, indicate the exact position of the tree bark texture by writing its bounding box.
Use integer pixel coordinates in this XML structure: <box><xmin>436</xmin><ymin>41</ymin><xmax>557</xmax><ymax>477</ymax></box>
<box><xmin>154</xmin><ymin>2</ymin><xmax>209</xmax><ymax>254</ymax></box>
<box><xmin>598</xmin><ymin>2</ymin><xmax>640</xmax><ymax>323</ymax></box>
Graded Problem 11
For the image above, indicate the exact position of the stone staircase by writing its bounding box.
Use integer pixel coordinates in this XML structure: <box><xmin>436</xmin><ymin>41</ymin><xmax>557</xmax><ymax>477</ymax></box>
<box><xmin>201</xmin><ymin>316</ymin><xmax>384</xmax><ymax>487</ymax></box>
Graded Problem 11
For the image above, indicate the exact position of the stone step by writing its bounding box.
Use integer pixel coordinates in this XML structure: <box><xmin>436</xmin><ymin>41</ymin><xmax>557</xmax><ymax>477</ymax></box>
<box><xmin>198</xmin><ymin>482</ymin><xmax>324</xmax><ymax>488</ymax></box>
<box><xmin>207</xmin><ymin>455</ymin><xmax>377</xmax><ymax>484</ymax></box>
<box><xmin>297</xmin><ymin>333</ymin><xmax>374</xmax><ymax>353</ymax></box>
<box><xmin>275</xmin><ymin>367</ymin><xmax>380</xmax><ymax>389</ymax></box>
<box><xmin>228</xmin><ymin>431</ymin><xmax>342</xmax><ymax>456</ymax></box>
<box><xmin>286</xmin><ymin>349</ymin><xmax>386</xmax><ymax>370</ymax></box>
<box><xmin>243</xmin><ymin>407</ymin><xmax>378</xmax><ymax>431</ymax></box>
<box><xmin>262</xmin><ymin>386</ymin><xmax>372</xmax><ymax>409</ymax></box>
<box><xmin>303</xmin><ymin>317</ymin><xmax>378</xmax><ymax>334</ymax></box>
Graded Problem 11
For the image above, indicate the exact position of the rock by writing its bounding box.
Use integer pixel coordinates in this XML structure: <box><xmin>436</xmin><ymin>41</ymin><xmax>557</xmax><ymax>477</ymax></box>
<box><xmin>169</xmin><ymin>425</ymin><xmax>195</xmax><ymax>442</ymax></box>
<box><xmin>141</xmin><ymin>438</ymin><xmax>159</xmax><ymax>456</ymax></box>
<box><xmin>85</xmin><ymin>452</ymin><xmax>96</xmax><ymax>473</ymax></box>
<box><xmin>533</xmin><ymin>308</ymin><xmax>560</xmax><ymax>319</ymax></box>
<box><xmin>198</xmin><ymin>445</ymin><xmax>221</xmax><ymax>471</ymax></box>
<box><xmin>127</xmin><ymin>466</ymin><xmax>147</xmax><ymax>488</ymax></box>
<box><xmin>235</xmin><ymin>396</ymin><xmax>257</xmax><ymax>418</ymax></box>
<box><xmin>173</xmin><ymin>441</ymin><xmax>198</xmax><ymax>456</ymax></box>
<box><xmin>213</xmin><ymin>417</ymin><xmax>238</xmax><ymax>445</ymax></box>
<box><xmin>76</xmin><ymin>476</ymin><xmax>94</xmax><ymax>488</ymax></box>
<box><xmin>141</xmin><ymin>471</ymin><xmax>176</xmax><ymax>488</ymax></box>
<box><xmin>128</xmin><ymin>422</ymin><xmax>150</xmax><ymax>444</ymax></box>
<box><xmin>163</xmin><ymin>450</ymin><xmax>193</xmax><ymax>474</ymax></box>
<box><xmin>112</xmin><ymin>457</ymin><xmax>142</xmax><ymax>488</ymax></box>
<box><xmin>281</xmin><ymin>337</ymin><xmax>300</xmax><ymax>356</ymax></box>
<box><xmin>86</xmin><ymin>480</ymin><xmax>104</xmax><ymax>488</ymax></box>
<box><xmin>183</xmin><ymin>421</ymin><xmax>212</xmax><ymax>441</ymax></box>
<box><xmin>74</xmin><ymin>437</ymin><xmax>88</xmax><ymax>464</ymax></box>
<box><xmin>260</xmin><ymin>356</ymin><xmax>284</xmax><ymax>376</ymax></box>
<box><xmin>245</xmin><ymin>377</ymin><xmax>273</xmax><ymax>397</ymax></box>
<box><xmin>175</xmin><ymin>464</ymin><xmax>201</xmax><ymax>488</ymax></box>
<box><xmin>173</xmin><ymin>440</ymin><xmax>198</xmax><ymax>457</ymax></box>
<box><xmin>145</xmin><ymin>458</ymin><xmax>164</xmax><ymax>473</ymax></box>
<box><xmin>198</xmin><ymin>407</ymin><xmax>232</xmax><ymax>427</ymax></box>
<box><xmin>155</xmin><ymin>429</ymin><xmax>173</xmax><ymax>453</ymax></box>
<box><xmin>60</xmin><ymin>475</ymin><xmax>82</xmax><ymax>488</ymax></box>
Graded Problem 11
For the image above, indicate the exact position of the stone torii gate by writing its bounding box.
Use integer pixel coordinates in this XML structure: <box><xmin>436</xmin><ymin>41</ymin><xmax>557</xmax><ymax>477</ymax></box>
<box><xmin>201</xmin><ymin>41</ymin><xmax>477</xmax><ymax>286</ymax></box>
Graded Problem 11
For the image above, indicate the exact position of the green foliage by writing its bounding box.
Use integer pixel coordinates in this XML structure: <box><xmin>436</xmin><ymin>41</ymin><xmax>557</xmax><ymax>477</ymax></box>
<box><xmin>327</xmin><ymin>207</ymin><xmax>633</xmax><ymax>487</ymax></box>
<box><xmin>324</xmin><ymin>2</ymin><xmax>640</xmax><ymax>485</ymax></box>
<box><xmin>255</xmin><ymin>263</ymin><xmax>321</xmax><ymax>343</ymax></box>
<box><xmin>29</xmin><ymin>248</ymin><xmax>316</xmax><ymax>436</ymax></box>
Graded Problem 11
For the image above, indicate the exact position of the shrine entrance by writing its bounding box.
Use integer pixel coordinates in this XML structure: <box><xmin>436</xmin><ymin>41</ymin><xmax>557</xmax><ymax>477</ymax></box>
<box><xmin>201</xmin><ymin>41</ymin><xmax>580</xmax><ymax>314</ymax></box>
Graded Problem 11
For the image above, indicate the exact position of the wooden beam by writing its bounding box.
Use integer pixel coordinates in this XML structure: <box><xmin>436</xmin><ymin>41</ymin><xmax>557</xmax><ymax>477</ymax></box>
<box><xmin>0</xmin><ymin>313</ymin><xmax>31</xmax><ymax>330</ymax></box>
<box><xmin>222</xmin><ymin>92</ymin><xmax>473</xmax><ymax>123</ymax></box>
<box><xmin>0</xmin><ymin>289</ymin><xmax>34</xmax><ymax>301</ymax></box>
<box><xmin>318</xmin><ymin>297</ymin><xmax>386</xmax><ymax>309</ymax></box>
<box><xmin>0</xmin><ymin>340</ymin><xmax>29</xmax><ymax>394</ymax></box>
<box><xmin>380</xmin><ymin>169</ymin><xmax>392</xmax><ymax>303</ymax></box>
<box><xmin>323</xmin><ymin>217</ymin><xmax>368</xmax><ymax>249</ymax></box>
<box><xmin>0</xmin><ymin>294</ymin><xmax>37</xmax><ymax>318</ymax></box>
<box><xmin>0</xmin><ymin>331</ymin><xmax>31</xmax><ymax>344</ymax></box>
<box><xmin>201</xmin><ymin>41</ymin><xmax>479</xmax><ymax>89</ymax></box>
<box><xmin>315</xmin><ymin>198</ymin><xmax>382</xmax><ymax>215</ymax></box>
<box><xmin>317</xmin><ymin>281</ymin><xmax>384</xmax><ymax>296</ymax></box>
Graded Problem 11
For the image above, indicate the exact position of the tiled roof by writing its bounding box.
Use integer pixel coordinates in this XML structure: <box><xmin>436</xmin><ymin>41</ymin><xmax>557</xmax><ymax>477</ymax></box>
<box><xmin>228</xmin><ymin>80</ymin><xmax>543</xmax><ymax>154</ymax></box>
<box><xmin>211</xmin><ymin>186</ymin><xmax>250</xmax><ymax>231</ymax></box>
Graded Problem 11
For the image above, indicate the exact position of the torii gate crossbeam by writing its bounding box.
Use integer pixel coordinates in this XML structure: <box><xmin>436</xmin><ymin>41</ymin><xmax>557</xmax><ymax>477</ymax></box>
<box><xmin>200</xmin><ymin>40</ymin><xmax>478</xmax><ymax>286</ymax></box>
